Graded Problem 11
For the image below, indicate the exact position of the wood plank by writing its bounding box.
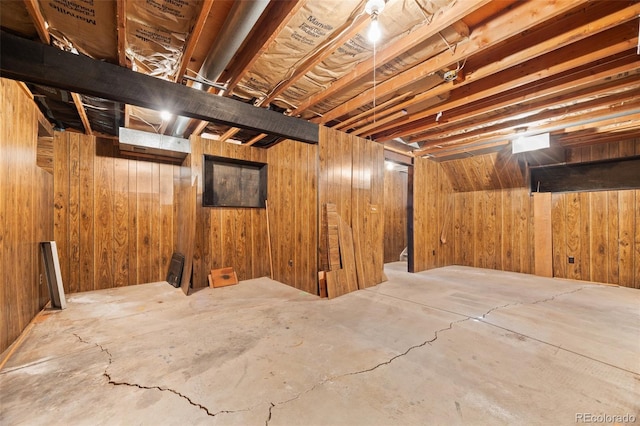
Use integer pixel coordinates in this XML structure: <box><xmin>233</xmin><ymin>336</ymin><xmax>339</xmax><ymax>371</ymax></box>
<box><xmin>1</xmin><ymin>32</ymin><xmax>319</xmax><ymax>144</ymax></box>
<box><xmin>150</xmin><ymin>163</ymin><xmax>161</xmax><ymax>281</ymax></box>
<box><xmin>618</xmin><ymin>190</ymin><xmax>635</xmax><ymax>287</ymax></box>
<box><xmin>502</xmin><ymin>189</ymin><xmax>514</xmax><ymax>272</ymax></box>
<box><xmin>78</xmin><ymin>135</ymin><xmax>95</xmax><ymax>290</ymax></box>
<box><xmin>551</xmin><ymin>193</ymin><xmax>567</xmax><ymax>279</ymax></box>
<box><xmin>533</xmin><ymin>192</ymin><xmax>553</xmax><ymax>277</ymax></box>
<box><xmin>53</xmin><ymin>132</ymin><xmax>69</xmax><ymax>292</ymax></box>
<box><xmin>579</xmin><ymin>192</ymin><xmax>591</xmax><ymax>283</ymax></box>
<box><xmin>607</xmin><ymin>191</ymin><xmax>620</xmax><ymax>285</ymax></box>
<box><xmin>113</xmin><ymin>156</ymin><xmax>129</xmax><ymax>287</ymax></box>
<box><xmin>136</xmin><ymin>161</ymin><xmax>152</xmax><ymax>284</ymax></box>
<box><xmin>589</xmin><ymin>191</ymin><xmax>608</xmax><ymax>284</ymax></box>
<box><xmin>159</xmin><ymin>164</ymin><xmax>174</xmax><ymax>281</ymax></box>
<box><xmin>338</xmin><ymin>217</ymin><xmax>358</xmax><ymax>295</ymax></box>
<box><xmin>93</xmin><ymin>140</ymin><xmax>114</xmax><ymax>290</ymax></box>
<box><xmin>127</xmin><ymin>160</ymin><xmax>137</xmax><ymax>285</ymax></box>
<box><xmin>68</xmin><ymin>134</ymin><xmax>80</xmax><ymax>293</ymax></box>
<box><xmin>180</xmin><ymin>182</ymin><xmax>197</xmax><ymax>295</ymax></box>
<box><xmin>565</xmin><ymin>192</ymin><xmax>582</xmax><ymax>280</ymax></box>
<box><xmin>635</xmin><ymin>189</ymin><xmax>640</xmax><ymax>289</ymax></box>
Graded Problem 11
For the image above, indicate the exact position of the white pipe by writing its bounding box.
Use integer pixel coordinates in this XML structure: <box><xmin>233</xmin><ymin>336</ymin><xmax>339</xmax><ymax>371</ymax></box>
<box><xmin>172</xmin><ymin>0</ymin><xmax>270</xmax><ymax>137</ymax></box>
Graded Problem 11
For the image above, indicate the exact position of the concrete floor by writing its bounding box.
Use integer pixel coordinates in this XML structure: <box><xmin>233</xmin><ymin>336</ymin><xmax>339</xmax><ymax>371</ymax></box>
<box><xmin>1</xmin><ymin>263</ymin><xmax>639</xmax><ymax>425</ymax></box>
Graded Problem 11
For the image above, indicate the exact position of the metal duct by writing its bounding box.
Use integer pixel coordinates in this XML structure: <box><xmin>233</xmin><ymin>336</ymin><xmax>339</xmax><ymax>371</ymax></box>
<box><xmin>172</xmin><ymin>0</ymin><xmax>270</xmax><ymax>137</ymax></box>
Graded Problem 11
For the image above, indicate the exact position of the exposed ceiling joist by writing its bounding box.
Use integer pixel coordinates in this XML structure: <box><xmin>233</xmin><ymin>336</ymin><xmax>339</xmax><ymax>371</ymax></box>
<box><xmin>291</xmin><ymin>0</ymin><xmax>493</xmax><ymax>118</ymax></box>
<box><xmin>175</xmin><ymin>0</ymin><xmax>215</xmax><ymax>85</ymax></box>
<box><xmin>23</xmin><ymin>0</ymin><xmax>50</xmax><ymax>44</ymax></box>
<box><xmin>71</xmin><ymin>93</ymin><xmax>93</xmax><ymax>136</ymax></box>
<box><xmin>337</xmin><ymin>0</ymin><xmax>592</xmax><ymax>132</ymax></box>
<box><xmin>384</xmin><ymin>58</ymin><xmax>640</xmax><ymax>140</ymax></box>
<box><xmin>333</xmin><ymin>0</ymin><xmax>636</xmax><ymax>131</ymax></box>
<box><xmin>0</xmin><ymin>31</ymin><xmax>319</xmax><ymax>144</ymax></box>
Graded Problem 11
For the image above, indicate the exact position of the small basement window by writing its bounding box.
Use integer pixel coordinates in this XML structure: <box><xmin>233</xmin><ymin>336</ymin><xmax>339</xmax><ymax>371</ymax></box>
<box><xmin>530</xmin><ymin>156</ymin><xmax>640</xmax><ymax>193</ymax></box>
<box><xmin>203</xmin><ymin>155</ymin><xmax>267</xmax><ymax>208</ymax></box>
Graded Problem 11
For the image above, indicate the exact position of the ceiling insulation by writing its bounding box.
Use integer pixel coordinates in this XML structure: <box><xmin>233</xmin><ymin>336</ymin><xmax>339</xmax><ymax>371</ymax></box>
<box><xmin>40</xmin><ymin>0</ymin><xmax>118</xmax><ymax>61</ymax></box>
<box><xmin>125</xmin><ymin>0</ymin><xmax>203</xmax><ymax>79</ymax></box>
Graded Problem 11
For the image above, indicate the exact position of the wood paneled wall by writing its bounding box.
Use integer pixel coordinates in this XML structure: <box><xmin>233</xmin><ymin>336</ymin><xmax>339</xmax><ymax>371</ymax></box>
<box><xmin>189</xmin><ymin>137</ymin><xmax>270</xmax><ymax>288</ymax></box>
<box><xmin>1</xmin><ymin>79</ymin><xmax>54</xmax><ymax>353</ymax></box>
<box><xmin>319</xmin><ymin>127</ymin><xmax>385</xmax><ymax>287</ymax></box>
<box><xmin>54</xmin><ymin>134</ymin><xmax>180</xmax><ymax>292</ymax></box>
<box><xmin>384</xmin><ymin>169</ymin><xmax>408</xmax><ymax>263</ymax></box>
<box><xmin>412</xmin><ymin>156</ymin><xmax>534</xmax><ymax>275</ymax></box>
<box><xmin>552</xmin><ymin>140</ymin><xmax>640</xmax><ymax>288</ymax></box>
<box><xmin>440</xmin><ymin>149</ymin><xmax>526</xmax><ymax>192</ymax></box>
<box><xmin>267</xmin><ymin>140</ymin><xmax>318</xmax><ymax>294</ymax></box>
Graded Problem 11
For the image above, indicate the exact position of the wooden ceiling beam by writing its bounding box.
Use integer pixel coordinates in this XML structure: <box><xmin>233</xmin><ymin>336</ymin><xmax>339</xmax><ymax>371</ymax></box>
<box><xmin>71</xmin><ymin>93</ymin><xmax>93</xmax><ymax>136</ymax></box>
<box><xmin>380</xmin><ymin>58</ymin><xmax>640</xmax><ymax>140</ymax></box>
<box><xmin>379</xmin><ymin>32</ymin><xmax>637</xmax><ymax>144</ymax></box>
<box><xmin>324</xmin><ymin>0</ymin><xmax>589</xmax><ymax>128</ymax></box>
<box><xmin>175</xmin><ymin>0</ymin><xmax>215</xmax><ymax>84</ymax></box>
<box><xmin>219</xmin><ymin>127</ymin><xmax>241</xmax><ymax>143</ymax></box>
<box><xmin>326</xmin><ymin>0</ymin><xmax>637</xmax><ymax>130</ymax></box>
<box><xmin>414</xmin><ymin>92</ymin><xmax>640</xmax><ymax>155</ymax></box>
<box><xmin>335</xmin><ymin>91</ymin><xmax>415</xmax><ymax>131</ymax></box>
<box><xmin>224</xmin><ymin>0</ymin><xmax>304</xmax><ymax>95</ymax></box>
<box><xmin>412</xmin><ymin>75</ymin><xmax>640</xmax><ymax>143</ymax></box>
<box><xmin>116</xmin><ymin>0</ymin><xmax>127</xmax><ymax>67</ymax></box>
<box><xmin>0</xmin><ymin>31</ymin><xmax>319</xmax><ymax>143</ymax></box>
<box><xmin>245</xmin><ymin>133</ymin><xmax>267</xmax><ymax>146</ymax></box>
<box><xmin>23</xmin><ymin>0</ymin><xmax>50</xmax><ymax>44</ymax></box>
<box><xmin>290</xmin><ymin>0</ymin><xmax>492</xmax><ymax>117</ymax></box>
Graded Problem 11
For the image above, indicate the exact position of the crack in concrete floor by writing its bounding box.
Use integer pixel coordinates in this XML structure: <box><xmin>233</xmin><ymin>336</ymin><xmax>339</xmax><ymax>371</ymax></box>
<box><xmin>265</xmin><ymin>285</ymin><xmax>593</xmax><ymax>424</ymax></box>
<box><xmin>73</xmin><ymin>285</ymin><xmax>593</xmax><ymax>424</ymax></box>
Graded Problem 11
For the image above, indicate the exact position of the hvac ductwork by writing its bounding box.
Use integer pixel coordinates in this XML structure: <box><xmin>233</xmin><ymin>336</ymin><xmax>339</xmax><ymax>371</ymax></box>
<box><xmin>172</xmin><ymin>0</ymin><xmax>270</xmax><ymax>137</ymax></box>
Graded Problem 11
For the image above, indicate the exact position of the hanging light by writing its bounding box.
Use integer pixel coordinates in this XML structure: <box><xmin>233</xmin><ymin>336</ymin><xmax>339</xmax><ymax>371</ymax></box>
<box><xmin>365</xmin><ymin>0</ymin><xmax>386</xmax><ymax>43</ymax></box>
<box><xmin>368</xmin><ymin>15</ymin><xmax>381</xmax><ymax>43</ymax></box>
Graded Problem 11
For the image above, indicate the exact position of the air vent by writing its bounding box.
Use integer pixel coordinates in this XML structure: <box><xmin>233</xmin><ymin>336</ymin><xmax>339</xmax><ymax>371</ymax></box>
<box><xmin>118</xmin><ymin>127</ymin><xmax>190</xmax><ymax>159</ymax></box>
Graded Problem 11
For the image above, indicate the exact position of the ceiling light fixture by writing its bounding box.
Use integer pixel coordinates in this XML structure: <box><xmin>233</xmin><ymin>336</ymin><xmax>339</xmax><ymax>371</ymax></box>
<box><xmin>365</xmin><ymin>0</ymin><xmax>386</xmax><ymax>43</ymax></box>
<box><xmin>160</xmin><ymin>110</ymin><xmax>172</xmax><ymax>121</ymax></box>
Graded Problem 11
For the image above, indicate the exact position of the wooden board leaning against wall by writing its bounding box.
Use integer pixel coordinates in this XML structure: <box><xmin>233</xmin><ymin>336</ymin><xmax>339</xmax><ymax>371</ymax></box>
<box><xmin>318</xmin><ymin>127</ymin><xmax>386</xmax><ymax>296</ymax></box>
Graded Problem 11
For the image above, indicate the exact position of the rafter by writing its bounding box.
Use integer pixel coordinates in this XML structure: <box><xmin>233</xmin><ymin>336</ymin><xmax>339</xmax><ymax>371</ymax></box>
<box><xmin>175</xmin><ymin>0</ymin><xmax>215</xmax><ymax>84</ymax></box>
<box><xmin>71</xmin><ymin>93</ymin><xmax>93</xmax><ymax>135</ymax></box>
<box><xmin>376</xmin><ymin>58</ymin><xmax>640</xmax><ymax>140</ymax></box>
<box><xmin>224</xmin><ymin>0</ymin><xmax>304</xmax><ymax>95</ymax></box>
<box><xmin>290</xmin><ymin>0</ymin><xmax>492</xmax><ymax>117</ymax></box>
<box><xmin>411</xmin><ymin>74</ymin><xmax>640</xmax><ymax>144</ymax></box>
<box><xmin>326</xmin><ymin>0</ymin><xmax>635</xmax><ymax>129</ymax></box>
<box><xmin>378</xmin><ymin>32</ymin><xmax>637</xmax><ymax>144</ymax></box>
<box><xmin>414</xmin><ymin>92</ymin><xmax>640</xmax><ymax>156</ymax></box>
<box><xmin>23</xmin><ymin>0</ymin><xmax>50</xmax><ymax>44</ymax></box>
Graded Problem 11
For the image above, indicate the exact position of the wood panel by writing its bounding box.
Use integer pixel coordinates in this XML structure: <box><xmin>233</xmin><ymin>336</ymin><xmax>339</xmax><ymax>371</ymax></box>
<box><xmin>190</xmin><ymin>137</ymin><xmax>270</xmax><ymax>288</ymax></box>
<box><xmin>413</xmin><ymin>154</ymin><xmax>535</xmax><ymax>275</ymax></box>
<box><xmin>440</xmin><ymin>147</ymin><xmax>526</xmax><ymax>192</ymax></box>
<box><xmin>1</xmin><ymin>78</ymin><xmax>54</xmax><ymax>354</ymax></box>
<box><xmin>267</xmin><ymin>139</ymin><xmax>318</xmax><ymax>294</ymax></box>
<box><xmin>551</xmin><ymin>189</ymin><xmax>638</xmax><ymax>288</ymax></box>
<box><xmin>383</xmin><ymin>169</ymin><xmax>407</xmax><ymax>263</ymax></box>
<box><xmin>318</xmin><ymin>127</ymin><xmax>385</xmax><ymax>292</ymax></box>
<box><xmin>553</xmin><ymin>139</ymin><xmax>640</xmax><ymax>288</ymax></box>
<box><xmin>54</xmin><ymin>133</ymin><xmax>178</xmax><ymax>293</ymax></box>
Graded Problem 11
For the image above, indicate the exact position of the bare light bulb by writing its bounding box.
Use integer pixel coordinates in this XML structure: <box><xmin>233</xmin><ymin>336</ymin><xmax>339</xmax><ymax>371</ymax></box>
<box><xmin>160</xmin><ymin>110</ymin><xmax>172</xmax><ymax>121</ymax></box>
<box><xmin>368</xmin><ymin>17</ymin><xmax>381</xmax><ymax>43</ymax></box>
